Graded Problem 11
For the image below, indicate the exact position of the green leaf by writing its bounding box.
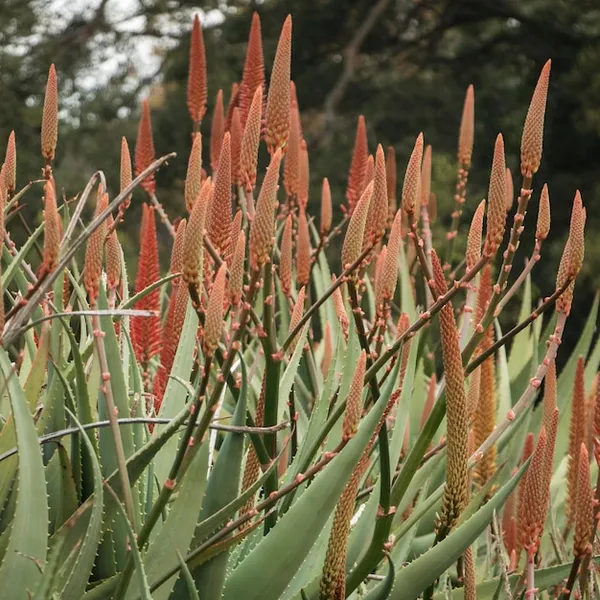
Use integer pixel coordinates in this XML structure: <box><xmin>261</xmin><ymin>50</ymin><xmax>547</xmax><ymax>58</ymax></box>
<box><xmin>278</xmin><ymin>323</ymin><xmax>310</xmax><ymax>425</ymax></box>
<box><xmin>387</xmin><ymin>460</ymin><xmax>528</xmax><ymax>600</ymax></box>
<box><xmin>399</xmin><ymin>242</ymin><xmax>416</xmax><ymax>321</ymax></box>
<box><xmin>1</xmin><ymin>220</ymin><xmax>43</xmax><ymax>289</ymax></box>
<box><xmin>0</xmin><ymin>346</ymin><xmax>49</xmax><ymax>597</ymax></box>
<box><xmin>46</xmin><ymin>444</ymin><xmax>78</xmax><ymax>534</ymax></box>
<box><xmin>362</xmin><ymin>553</ymin><xmax>395</xmax><ymax>600</ymax></box>
<box><xmin>222</xmin><ymin>366</ymin><xmax>398</xmax><ymax>600</ymax></box>
<box><xmin>507</xmin><ymin>273</ymin><xmax>532</xmax><ymax>382</ymax></box>
<box><xmin>176</xmin><ymin>550</ymin><xmax>200</xmax><ymax>600</ymax></box>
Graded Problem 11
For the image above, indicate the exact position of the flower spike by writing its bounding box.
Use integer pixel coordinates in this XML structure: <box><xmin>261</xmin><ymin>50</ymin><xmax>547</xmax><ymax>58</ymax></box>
<box><xmin>187</xmin><ymin>14</ymin><xmax>208</xmax><ymax>125</ymax></box>
<box><xmin>41</xmin><ymin>64</ymin><xmax>58</xmax><ymax>163</ymax></box>
<box><xmin>135</xmin><ymin>100</ymin><xmax>156</xmax><ymax>195</ymax></box>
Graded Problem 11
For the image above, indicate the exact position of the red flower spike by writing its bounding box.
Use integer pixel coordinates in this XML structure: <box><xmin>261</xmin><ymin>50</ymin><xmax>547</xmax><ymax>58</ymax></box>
<box><xmin>210</xmin><ymin>90</ymin><xmax>225</xmax><ymax>172</ymax></box>
<box><xmin>135</xmin><ymin>100</ymin><xmax>156</xmax><ymax>195</ymax></box>
<box><xmin>187</xmin><ymin>14</ymin><xmax>208</xmax><ymax>125</ymax></box>
<box><xmin>239</xmin><ymin>12</ymin><xmax>265</xmax><ymax>129</ymax></box>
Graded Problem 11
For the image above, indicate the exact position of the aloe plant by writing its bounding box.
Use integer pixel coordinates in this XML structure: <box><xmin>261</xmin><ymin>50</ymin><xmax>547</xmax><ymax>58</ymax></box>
<box><xmin>0</xmin><ymin>12</ymin><xmax>597</xmax><ymax>600</ymax></box>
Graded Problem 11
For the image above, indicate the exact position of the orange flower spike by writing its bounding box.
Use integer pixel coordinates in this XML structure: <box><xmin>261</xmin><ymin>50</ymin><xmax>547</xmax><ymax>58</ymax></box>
<box><xmin>296</xmin><ymin>206</ymin><xmax>311</xmax><ymax>287</ymax></box>
<box><xmin>41</xmin><ymin>179</ymin><xmax>61</xmax><ymax>274</ymax></box>
<box><xmin>346</xmin><ymin>115</ymin><xmax>369</xmax><ymax>213</ymax></box>
<box><xmin>210</xmin><ymin>90</ymin><xmax>225</xmax><ymax>172</ymax></box>
<box><xmin>320</xmin><ymin>178</ymin><xmax>332</xmax><ymax>236</ymax></box>
<box><xmin>386</xmin><ymin>145</ymin><xmax>397</xmax><ymax>216</ymax></box>
<box><xmin>483</xmin><ymin>134</ymin><xmax>507</xmax><ymax>258</ymax></box>
<box><xmin>120</xmin><ymin>136</ymin><xmax>133</xmax><ymax>213</ymax></box>
<box><xmin>365</xmin><ymin>144</ymin><xmax>388</xmax><ymax>246</ymax></box>
<box><xmin>566</xmin><ymin>356</ymin><xmax>587</xmax><ymax>524</ymax></box>
<box><xmin>458</xmin><ymin>85</ymin><xmax>475</xmax><ymax>168</ymax></box>
<box><xmin>401</xmin><ymin>133</ymin><xmax>424</xmax><ymax>221</ymax></box>
<box><xmin>342</xmin><ymin>350</ymin><xmax>366</xmax><ymax>440</ymax></box>
<box><xmin>224</xmin><ymin>82</ymin><xmax>239</xmax><ymax>133</ymax></box>
<box><xmin>265</xmin><ymin>15</ymin><xmax>292</xmax><ymax>154</ymax></box>
<box><xmin>203</xmin><ymin>262</ymin><xmax>228</xmax><ymax>356</ymax></box>
<box><xmin>4</xmin><ymin>131</ymin><xmax>16</xmax><ymax>193</ymax></box>
<box><xmin>321</xmin><ymin>322</ymin><xmax>334</xmax><ymax>380</ymax></box>
<box><xmin>41</xmin><ymin>64</ymin><xmax>58</xmax><ymax>162</ymax></box>
<box><xmin>83</xmin><ymin>190</ymin><xmax>109</xmax><ymax>305</ymax></box>
<box><xmin>135</xmin><ymin>100</ymin><xmax>156</xmax><ymax>195</ymax></box>
<box><xmin>364</xmin><ymin>154</ymin><xmax>374</xmax><ymax>187</ymax></box>
<box><xmin>185</xmin><ymin>132</ymin><xmax>202</xmax><ymax>213</ymax></box>
<box><xmin>543</xmin><ymin>359</ymin><xmax>557</xmax><ymax>434</ymax></box>
<box><xmin>375</xmin><ymin>209</ymin><xmax>402</xmax><ymax>310</ymax></box>
<box><xmin>505</xmin><ymin>167</ymin><xmax>514</xmax><ymax>211</ymax></box>
<box><xmin>187</xmin><ymin>14</ymin><xmax>208</xmax><ymax>125</ymax></box>
<box><xmin>182</xmin><ymin>177</ymin><xmax>212</xmax><ymax>289</ymax></box>
<box><xmin>229</xmin><ymin>231</ymin><xmax>246</xmax><ymax>307</ymax></box>
<box><xmin>249</xmin><ymin>148</ymin><xmax>283</xmax><ymax>270</ymax></box>
<box><xmin>230</xmin><ymin>108</ymin><xmax>243</xmax><ymax>185</ymax></box>
<box><xmin>374</xmin><ymin>246</ymin><xmax>387</xmax><ymax>294</ymax></box>
<box><xmin>466</xmin><ymin>200</ymin><xmax>485</xmax><ymax>271</ymax></box>
<box><xmin>105</xmin><ymin>217</ymin><xmax>122</xmax><ymax>292</ymax></box>
<box><xmin>297</xmin><ymin>140</ymin><xmax>309</xmax><ymax>210</ymax></box>
<box><xmin>431</xmin><ymin>250</ymin><xmax>469</xmax><ymax>533</ymax></box>
<box><xmin>239</xmin><ymin>12</ymin><xmax>265</xmax><ymax>128</ymax></box>
<box><xmin>287</xmin><ymin>286</ymin><xmax>306</xmax><ymax>354</ymax></box>
<box><xmin>421</xmin><ymin>144</ymin><xmax>432</xmax><ymax>209</ymax></box>
<box><xmin>536</xmin><ymin>183</ymin><xmax>551</xmax><ymax>241</ymax></box>
<box><xmin>284</xmin><ymin>94</ymin><xmax>301</xmax><ymax>198</ymax></box>
<box><xmin>332</xmin><ymin>277</ymin><xmax>349</xmax><ymax>338</ymax></box>
<box><xmin>521</xmin><ymin>60</ymin><xmax>551</xmax><ymax>178</ymax></box>
<box><xmin>538</xmin><ymin>407</ymin><xmax>559</xmax><ymax>540</ymax></box>
<box><xmin>574</xmin><ymin>443</ymin><xmax>594</xmax><ymax>558</ymax></box>
<box><xmin>240</xmin><ymin>85</ymin><xmax>263</xmax><ymax>191</ymax></box>
<box><xmin>466</xmin><ymin>367</ymin><xmax>481</xmax><ymax>421</ymax></box>
<box><xmin>209</xmin><ymin>131</ymin><xmax>232</xmax><ymax>255</ymax></box>
<box><xmin>279</xmin><ymin>216</ymin><xmax>293</xmax><ymax>296</ymax></box>
<box><xmin>227</xmin><ymin>209</ymin><xmax>243</xmax><ymax>263</ymax></box>
<box><xmin>341</xmin><ymin>181</ymin><xmax>373</xmax><ymax>270</ymax></box>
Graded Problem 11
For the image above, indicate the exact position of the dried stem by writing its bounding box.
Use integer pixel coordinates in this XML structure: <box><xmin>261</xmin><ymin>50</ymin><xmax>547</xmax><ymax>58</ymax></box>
<box><xmin>149</xmin><ymin>192</ymin><xmax>176</xmax><ymax>237</ymax></box>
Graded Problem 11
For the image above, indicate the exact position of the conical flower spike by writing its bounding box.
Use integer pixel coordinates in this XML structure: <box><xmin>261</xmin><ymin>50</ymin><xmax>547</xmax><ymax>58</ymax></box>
<box><xmin>284</xmin><ymin>94</ymin><xmax>301</xmax><ymax>198</ymax></box>
<box><xmin>386</xmin><ymin>145</ymin><xmax>397</xmax><ymax>216</ymax></box>
<box><xmin>458</xmin><ymin>85</ymin><xmax>474</xmax><ymax>168</ymax></box>
<box><xmin>298</xmin><ymin>140</ymin><xmax>309</xmax><ymax>210</ymax></box>
<box><xmin>401</xmin><ymin>133</ymin><xmax>424</xmax><ymax>220</ymax></box>
<box><xmin>346</xmin><ymin>115</ymin><xmax>369</xmax><ymax>214</ymax></box>
<box><xmin>505</xmin><ymin>167</ymin><xmax>514</xmax><ymax>211</ymax></box>
<box><xmin>341</xmin><ymin>181</ymin><xmax>373</xmax><ymax>270</ymax></box>
<box><xmin>240</xmin><ymin>85</ymin><xmax>263</xmax><ymax>191</ymax></box>
<box><xmin>185</xmin><ymin>132</ymin><xmax>203</xmax><ymax>213</ymax></box>
<box><xmin>83</xmin><ymin>189</ymin><xmax>108</xmax><ymax>305</ymax></box>
<box><xmin>421</xmin><ymin>144</ymin><xmax>432</xmax><ymax>210</ymax></box>
<box><xmin>265</xmin><ymin>15</ymin><xmax>292</xmax><ymax>154</ymax></box>
<box><xmin>332</xmin><ymin>277</ymin><xmax>349</xmax><ymax>338</ymax></box>
<box><xmin>187</xmin><ymin>15</ymin><xmax>208</xmax><ymax>125</ymax></box>
<box><xmin>364</xmin><ymin>154</ymin><xmax>374</xmax><ymax>187</ymax></box>
<box><xmin>483</xmin><ymin>134</ymin><xmax>506</xmax><ymax>258</ymax></box>
<box><xmin>41</xmin><ymin>179</ymin><xmax>60</xmax><ymax>275</ymax></box>
<box><xmin>280</xmin><ymin>214</ymin><xmax>293</xmax><ymax>296</ymax></box>
<box><xmin>41</xmin><ymin>64</ymin><xmax>58</xmax><ymax>162</ymax></box>
<box><xmin>342</xmin><ymin>350</ymin><xmax>366</xmax><ymax>440</ymax></box>
<box><xmin>239</xmin><ymin>12</ymin><xmax>265</xmax><ymax>128</ymax></box>
<box><xmin>320</xmin><ymin>178</ymin><xmax>332</xmax><ymax>235</ymax></box>
<box><xmin>120</xmin><ymin>136</ymin><xmax>133</xmax><ymax>213</ymax></box>
<box><xmin>105</xmin><ymin>217</ymin><xmax>122</xmax><ymax>292</ymax></box>
<box><xmin>229</xmin><ymin>231</ymin><xmax>246</xmax><ymax>306</ymax></box>
<box><xmin>574</xmin><ymin>443</ymin><xmax>593</xmax><ymax>557</ymax></box>
<box><xmin>365</xmin><ymin>144</ymin><xmax>388</xmax><ymax>246</ymax></box>
<box><xmin>230</xmin><ymin>107</ymin><xmax>243</xmax><ymax>185</ymax></box>
<box><xmin>296</xmin><ymin>206</ymin><xmax>311</xmax><ymax>287</ymax></box>
<box><xmin>224</xmin><ymin>82</ymin><xmax>239</xmax><ymax>132</ymax></box>
<box><xmin>466</xmin><ymin>200</ymin><xmax>485</xmax><ymax>270</ymax></box>
<box><xmin>135</xmin><ymin>100</ymin><xmax>156</xmax><ymax>195</ymax></box>
<box><xmin>209</xmin><ymin>131</ymin><xmax>232</xmax><ymax>255</ymax></box>
<box><xmin>287</xmin><ymin>286</ymin><xmax>306</xmax><ymax>354</ymax></box>
<box><xmin>536</xmin><ymin>183</ymin><xmax>550</xmax><ymax>241</ymax></box>
<box><xmin>203</xmin><ymin>262</ymin><xmax>228</xmax><ymax>356</ymax></box>
<box><xmin>543</xmin><ymin>359</ymin><xmax>557</xmax><ymax>435</ymax></box>
<box><xmin>521</xmin><ymin>60</ymin><xmax>551</xmax><ymax>177</ymax></box>
<box><xmin>210</xmin><ymin>90</ymin><xmax>224</xmax><ymax>172</ymax></box>
<box><xmin>375</xmin><ymin>209</ymin><xmax>402</xmax><ymax>312</ymax></box>
<box><xmin>4</xmin><ymin>131</ymin><xmax>16</xmax><ymax>193</ymax></box>
<box><xmin>249</xmin><ymin>148</ymin><xmax>283</xmax><ymax>270</ymax></box>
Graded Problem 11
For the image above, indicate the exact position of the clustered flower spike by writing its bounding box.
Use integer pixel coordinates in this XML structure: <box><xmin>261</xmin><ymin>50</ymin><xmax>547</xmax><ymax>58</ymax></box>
<box><xmin>284</xmin><ymin>94</ymin><xmax>301</xmax><ymax>198</ymax></box>
<box><xmin>536</xmin><ymin>183</ymin><xmax>551</xmax><ymax>241</ymax></box>
<box><xmin>230</xmin><ymin>108</ymin><xmax>243</xmax><ymax>185</ymax></box>
<box><xmin>120</xmin><ymin>137</ymin><xmax>133</xmax><ymax>214</ymax></box>
<box><xmin>83</xmin><ymin>188</ymin><xmax>109</xmax><ymax>305</ymax></box>
<box><xmin>239</xmin><ymin>12</ymin><xmax>265</xmax><ymax>128</ymax></box>
<box><xmin>185</xmin><ymin>133</ymin><xmax>203</xmax><ymax>213</ymax></box>
<box><xmin>287</xmin><ymin>286</ymin><xmax>306</xmax><ymax>354</ymax></box>
<box><xmin>41</xmin><ymin>64</ymin><xmax>58</xmax><ymax>163</ymax></box>
<box><xmin>341</xmin><ymin>181</ymin><xmax>373</xmax><ymax>270</ymax></box>
<box><xmin>208</xmin><ymin>131</ymin><xmax>232</xmax><ymax>255</ymax></box>
<box><xmin>466</xmin><ymin>200</ymin><xmax>485</xmax><ymax>270</ymax></box>
<box><xmin>458</xmin><ymin>84</ymin><xmax>474</xmax><ymax>168</ymax></box>
<box><xmin>332</xmin><ymin>277</ymin><xmax>349</xmax><ymax>338</ymax></box>
<box><xmin>135</xmin><ymin>100</ymin><xmax>156</xmax><ymax>195</ymax></box>
<box><xmin>521</xmin><ymin>60</ymin><xmax>551</xmax><ymax>177</ymax></box>
<box><xmin>4</xmin><ymin>131</ymin><xmax>16</xmax><ymax>193</ymax></box>
<box><xmin>296</xmin><ymin>206</ymin><xmax>311</xmax><ymax>287</ymax></box>
<box><xmin>240</xmin><ymin>85</ymin><xmax>263</xmax><ymax>191</ymax></box>
<box><xmin>320</xmin><ymin>178</ymin><xmax>332</xmax><ymax>235</ymax></box>
<box><xmin>386</xmin><ymin>145</ymin><xmax>397</xmax><ymax>217</ymax></box>
<box><xmin>279</xmin><ymin>214</ymin><xmax>293</xmax><ymax>296</ymax></box>
<box><xmin>401</xmin><ymin>133</ymin><xmax>424</xmax><ymax>220</ymax></box>
<box><xmin>105</xmin><ymin>217</ymin><xmax>122</xmax><ymax>292</ymax></box>
<box><xmin>375</xmin><ymin>209</ymin><xmax>402</xmax><ymax>312</ymax></box>
<box><xmin>346</xmin><ymin>115</ymin><xmax>369</xmax><ymax>214</ymax></box>
<box><xmin>187</xmin><ymin>15</ymin><xmax>208</xmax><ymax>125</ymax></box>
<box><xmin>421</xmin><ymin>144</ymin><xmax>432</xmax><ymax>210</ymax></box>
<box><xmin>203</xmin><ymin>262</ymin><xmax>228</xmax><ymax>356</ymax></box>
<box><xmin>482</xmin><ymin>134</ymin><xmax>507</xmax><ymax>258</ymax></box>
<box><xmin>297</xmin><ymin>140</ymin><xmax>309</xmax><ymax>210</ymax></box>
<box><xmin>265</xmin><ymin>15</ymin><xmax>292</xmax><ymax>154</ymax></box>
<box><xmin>342</xmin><ymin>350</ymin><xmax>366</xmax><ymax>440</ymax></box>
<box><xmin>210</xmin><ymin>90</ymin><xmax>225</xmax><ymax>172</ymax></box>
<box><xmin>229</xmin><ymin>231</ymin><xmax>246</xmax><ymax>306</ymax></box>
<box><xmin>505</xmin><ymin>167</ymin><xmax>514</xmax><ymax>212</ymax></box>
<box><xmin>573</xmin><ymin>443</ymin><xmax>593</xmax><ymax>557</ymax></box>
<box><xmin>365</xmin><ymin>144</ymin><xmax>388</xmax><ymax>246</ymax></box>
<box><xmin>41</xmin><ymin>179</ymin><xmax>61</xmax><ymax>276</ymax></box>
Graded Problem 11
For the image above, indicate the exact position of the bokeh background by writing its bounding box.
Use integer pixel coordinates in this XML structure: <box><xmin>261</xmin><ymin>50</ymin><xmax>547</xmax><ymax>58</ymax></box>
<box><xmin>1</xmin><ymin>0</ymin><xmax>598</xmax><ymax>356</ymax></box>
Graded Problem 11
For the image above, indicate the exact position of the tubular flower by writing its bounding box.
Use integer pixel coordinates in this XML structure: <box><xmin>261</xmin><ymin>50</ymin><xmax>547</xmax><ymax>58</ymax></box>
<box><xmin>203</xmin><ymin>262</ymin><xmax>228</xmax><ymax>356</ymax></box>
<box><xmin>574</xmin><ymin>443</ymin><xmax>594</xmax><ymax>557</ymax></box>
<box><xmin>187</xmin><ymin>14</ymin><xmax>208</xmax><ymax>124</ymax></box>
<box><xmin>374</xmin><ymin>209</ymin><xmax>402</xmax><ymax>313</ymax></box>
<box><xmin>284</xmin><ymin>94</ymin><xmax>301</xmax><ymax>198</ymax></box>
<box><xmin>249</xmin><ymin>148</ymin><xmax>283</xmax><ymax>270</ymax></box>
<box><xmin>239</xmin><ymin>12</ymin><xmax>265</xmax><ymax>128</ymax></box>
<box><xmin>105</xmin><ymin>217</ymin><xmax>122</xmax><ymax>292</ymax></box>
<box><xmin>4</xmin><ymin>131</ymin><xmax>16</xmax><ymax>193</ymax></box>
<box><xmin>320</xmin><ymin>178</ymin><xmax>332</xmax><ymax>235</ymax></box>
<box><xmin>483</xmin><ymin>134</ymin><xmax>506</xmax><ymax>257</ymax></box>
<box><xmin>386</xmin><ymin>145</ymin><xmax>397</xmax><ymax>217</ymax></box>
<box><xmin>131</xmin><ymin>205</ymin><xmax>162</xmax><ymax>365</ymax></box>
<box><xmin>230</xmin><ymin>108</ymin><xmax>243</xmax><ymax>185</ymax></box>
<box><xmin>332</xmin><ymin>277</ymin><xmax>349</xmax><ymax>338</ymax></box>
<box><xmin>229</xmin><ymin>231</ymin><xmax>246</xmax><ymax>306</ymax></box>
<box><xmin>505</xmin><ymin>167</ymin><xmax>514</xmax><ymax>211</ymax></box>
<box><xmin>296</xmin><ymin>206</ymin><xmax>311</xmax><ymax>287</ymax></box>
<box><xmin>182</xmin><ymin>177</ymin><xmax>212</xmax><ymax>290</ymax></box>
<box><xmin>342</xmin><ymin>350</ymin><xmax>366</xmax><ymax>441</ymax></box>
<box><xmin>210</xmin><ymin>90</ymin><xmax>225</xmax><ymax>172</ymax></box>
<box><xmin>135</xmin><ymin>100</ymin><xmax>156</xmax><ymax>195</ymax></box>
<box><xmin>421</xmin><ymin>144</ymin><xmax>432</xmax><ymax>210</ymax></box>
<box><xmin>321</xmin><ymin>322</ymin><xmax>334</xmax><ymax>380</ymax></box>
<box><xmin>83</xmin><ymin>189</ymin><xmax>109</xmax><ymax>305</ymax></box>
<box><xmin>431</xmin><ymin>250</ymin><xmax>469</xmax><ymax>536</ymax></box>
<box><xmin>341</xmin><ymin>181</ymin><xmax>373</xmax><ymax>270</ymax></box>
<box><xmin>458</xmin><ymin>85</ymin><xmax>475</xmax><ymax>168</ymax></box>
<box><xmin>41</xmin><ymin>64</ymin><xmax>58</xmax><ymax>162</ymax></box>
<box><xmin>185</xmin><ymin>132</ymin><xmax>203</xmax><ymax>213</ymax></box>
<box><xmin>120</xmin><ymin>136</ymin><xmax>133</xmax><ymax>214</ymax></box>
<box><xmin>41</xmin><ymin>179</ymin><xmax>61</xmax><ymax>276</ymax></box>
<box><xmin>287</xmin><ymin>286</ymin><xmax>306</xmax><ymax>354</ymax></box>
<box><xmin>265</xmin><ymin>15</ymin><xmax>292</xmax><ymax>154</ymax></box>
<box><xmin>346</xmin><ymin>115</ymin><xmax>369</xmax><ymax>214</ymax></box>
<box><xmin>208</xmin><ymin>131</ymin><xmax>232</xmax><ymax>256</ymax></box>
<box><xmin>365</xmin><ymin>144</ymin><xmax>388</xmax><ymax>246</ymax></box>
<box><xmin>536</xmin><ymin>183</ymin><xmax>550</xmax><ymax>241</ymax></box>
<box><xmin>566</xmin><ymin>356</ymin><xmax>587</xmax><ymax>524</ymax></box>
<box><xmin>521</xmin><ymin>60</ymin><xmax>551</xmax><ymax>177</ymax></box>
<box><xmin>401</xmin><ymin>133</ymin><xmax>424</xmax><ymax>220</ymax></box>
<box><xmin>297</xmin><ymin>140</ymin><xmax>309</xmax><ymax>210</ymax></box>
<box><xmin>240</xmin><ymin>85</ymin><xmax>263</xmax><ymax>191</ymax></box>
<box><xmin>466</xmin><ymin>200</ymin><xmax>485</xmax><ymax>271</ymax></box>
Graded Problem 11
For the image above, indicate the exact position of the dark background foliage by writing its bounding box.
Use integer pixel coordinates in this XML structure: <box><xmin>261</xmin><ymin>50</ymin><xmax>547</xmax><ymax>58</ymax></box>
<box><xmin>1</xmin><ymin>0</ymin><xmax>599</xmax><ymax>356</ymax></box>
